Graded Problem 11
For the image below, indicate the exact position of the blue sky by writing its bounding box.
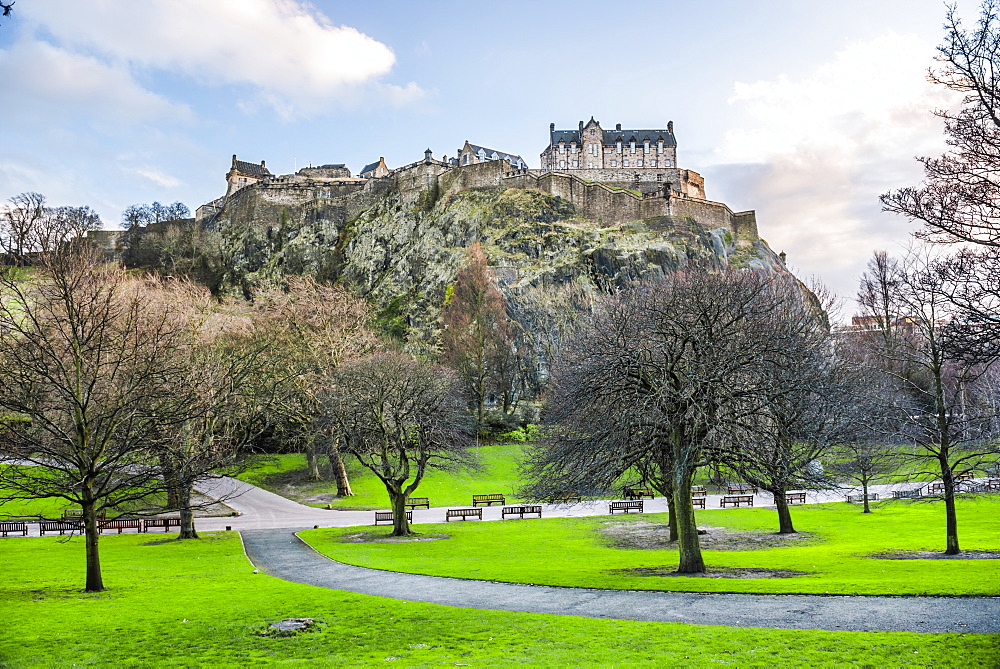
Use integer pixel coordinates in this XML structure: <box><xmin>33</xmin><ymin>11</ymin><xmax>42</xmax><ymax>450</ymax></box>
<box><xmin>0</xmin><ymin>0</ymin><xmax>975</xmax><ymax>299</ymax></box>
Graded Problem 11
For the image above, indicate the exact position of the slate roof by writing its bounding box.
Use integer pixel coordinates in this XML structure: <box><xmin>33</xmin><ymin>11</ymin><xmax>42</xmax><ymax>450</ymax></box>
<box><xmin>232</xmin><ymin>160</ymin><xmax>272</xmax><ymax>178</ymax></box>
<box><xmin>359</xmin><ymin>161</ymin><xmax>380</xmax><ymax>174</ymax></box>
<box><xmin>548</xmin><ymin>126</ymin><xmax>677</xmax><ymax>147</ymax></box>
<box><xmin>466</xmin><ymin>143</ymin><xmax>526</xmax><ymax>167</ymax></box>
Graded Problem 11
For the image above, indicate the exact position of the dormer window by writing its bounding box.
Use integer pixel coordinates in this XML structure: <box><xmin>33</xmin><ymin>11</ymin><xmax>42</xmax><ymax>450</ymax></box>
<box><xmin>657</xmin><ymin>140</ymin><xmax>664</xmax><ymax>154</ymax></box>
<box><xmin>630</xmin><ymin>141</ymin><xmax>636</xmax><ymax>153</ymax></box>
<box><xmin>616</xmin><ymin>141</ymin><xmax>622</xmax><ymax>153</ymax></box>
<box><xmin>644</xmin><ymin>141</ymin><xmax>650</xmax><ymax>153</ymax></box>
<box><xmin>570</xmin><ymin>143</ymin><xmax>577</xmax><ymax>153</ymax></box>
<box><xmin>559</xmin><ymin>143</ymin><xmax>565</xmax><ymax>154</ymax></box>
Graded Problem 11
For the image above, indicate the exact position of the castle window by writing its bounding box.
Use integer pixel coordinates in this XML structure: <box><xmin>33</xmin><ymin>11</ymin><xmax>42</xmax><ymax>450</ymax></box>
<box><xmin>559</xmin><ymin>160</ymin><xmax>565</xmax><ymax>168</ymax></box>
<box><xmin>664</xmin><ymin>159</ymin><xmax>671</xmax><ymax>167</ymax></box>
<box><xmin>630</xmin><ymin>141</ymin><xmax>636</xmax><ymax>153</ymax></box>
<box><xmin>572</xmin><ymin>160</ymin><xmax>578</xmax><ymax>167</ymax></box>
<box><xmin>657</xmin><ymin>141</ymin><xmax>664</xmax><ymax>154</ymax></box>
<box><xmin>559</xmin><ymin>143</ymin><xmax>565</xmax><ymax>154</ymax></box>
<box><xmin>570</xmin><ymin>143</ymin><xmax>577</xmax><ymax>153</ymax></box>
<box><xmin>611</xmin><ymin>160</ymin><xmax>617</xmax><ymax>167</ymax></box>
<box><xmin>616</xmin><ymin>141</ymin><xmax>622</xmax><ymax>153</ymax></box>
<box><xmin>650</xmin><ymin>160</ymin><xmax>657</xmax><ymax>167</ymax></box>
<box><xmin>644</xmin><ymin>141</ymin><xmax>650</xmax><ymax>153</ymax></box>
<box><xmin>637</xmin><ymin>160</ymin><xmax>643</xmax><ymax>167</ymax></box>
<box><xmin>623</xmin><ymin>159</ymin><xmax>629</xmax><ymax>167</ymax></box>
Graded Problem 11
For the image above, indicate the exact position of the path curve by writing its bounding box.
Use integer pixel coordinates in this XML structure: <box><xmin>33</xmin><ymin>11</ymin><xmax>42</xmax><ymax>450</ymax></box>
<box><xmin>240</xmin><ymin>528</ymin><xmax>1000</xmax><ymax>633</ymax></box>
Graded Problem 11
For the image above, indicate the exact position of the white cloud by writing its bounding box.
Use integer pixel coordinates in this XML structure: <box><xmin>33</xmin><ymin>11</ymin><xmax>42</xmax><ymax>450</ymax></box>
<box><xmin>20</xmin><ymin>0</ymin><xmax>412</xmax><ymax>116</ymax></box>
<box><xmin>709</xmin><ymin>33</ymin><xmax>961</xmax><ymax>300</ymax></box>
<box><xmin>134</xmin><ymin>168</ymin><xmax>182</xmax><ymax>189</ymax></box>
<box><xmin>0</xmin><ymin>40</ymin><xmax>190</xmax><ymax>123</ymax></box>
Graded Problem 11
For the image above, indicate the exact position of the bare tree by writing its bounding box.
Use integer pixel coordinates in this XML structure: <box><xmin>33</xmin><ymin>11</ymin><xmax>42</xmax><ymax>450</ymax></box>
<box><xmin>440</xmin><ymin>244</ymin><xmax>523</xmax><ymax>427</ymax></box>
<box><xmin>830</xmin><ymin>441</ymin><xmax>902</xmax><ymax>513</ymax></box>
<box><xmin>0</xmin><ymin>249</ymin><xmax>191</xmax><ymax>591</ymax></box>
<box><xmin>320</xmin><ymin>352</ymin><xmax>475</xmax><ymax>536</ymax></box>
<box><xmin>525</xmin><ymin>270</ymin><xmax>822</xmax><ymax>573</ymax></box>
<box><xmin>854</xmin><ymin>249</ymin><xmax>1000</xmax><ymax>553</ymax></box>
<box><xmin>0</xmin><ymin>192</ymin><xmax>46</xmax><ymax>265</ymax></box>
<box><xmin>251</xmin><ymin>278</ymin><xmax>381</xmax><ymax>492</ymax></box>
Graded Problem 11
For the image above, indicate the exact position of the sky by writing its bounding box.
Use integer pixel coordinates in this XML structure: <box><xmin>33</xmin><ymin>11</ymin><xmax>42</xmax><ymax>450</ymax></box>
<box><xmin>0</xmin><ymin>0</ymin><xmax>977</xmax><ymax>302</ymax></box>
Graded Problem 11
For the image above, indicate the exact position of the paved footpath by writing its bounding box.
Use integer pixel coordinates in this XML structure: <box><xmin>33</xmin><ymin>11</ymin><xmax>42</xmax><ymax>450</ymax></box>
<box><xmin>241</xmin><ymin>528</ymin><xmax>1000</xmax><ymax>633</ymax></box>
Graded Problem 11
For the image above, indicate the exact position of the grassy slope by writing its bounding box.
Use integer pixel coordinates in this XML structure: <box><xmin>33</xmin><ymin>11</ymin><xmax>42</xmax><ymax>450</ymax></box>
<box><xmin>0</xmin><ymin>533</ymin><xmax>995</xmax><ymax>667</ymax></box>
<box><xmin>301</xmin><ymin>498</ymin><xmax>1000</xmax><ymax>596</ymax></box>
<box><xmin>239</xmin><ymin>444</ymin><xmax>526</xmax><ymax>510</ymax></box>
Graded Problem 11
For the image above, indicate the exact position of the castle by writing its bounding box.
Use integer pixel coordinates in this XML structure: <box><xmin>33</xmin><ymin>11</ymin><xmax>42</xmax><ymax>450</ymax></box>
<box><xmin>196</xmin><ymin>117</ymin><xmax>755</xmax><ymax>243</ymax></box>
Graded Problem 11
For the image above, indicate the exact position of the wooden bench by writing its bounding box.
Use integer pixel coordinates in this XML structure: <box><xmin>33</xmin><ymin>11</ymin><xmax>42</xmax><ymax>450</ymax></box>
<box><xmin>501</xmin><ymin>505</ymin><xmax>542</xmax><ymax>519</ymax></box>
<box><xmin>609</xmin><ymin>500</ymin><xmax>643</xmax><ymax>514</ymax></box>
<box><xmin>892</xmin><ymin>489</ymin><xmax>921</xmax><ymax>499</ymax></box>
<box><xmin>691</xmin><ymin>486</ymin><xmax>708</xmax><ymax>496</ymax></box>
<box><xmin>720</xmin><ymin>495</ymin><xmax>754</xmax><ymax>508</ymax></box>
<box><xmin>39</xmin><ymin>521</ymin><xmax>80</xmax><ymax>535</ymax></box>
<box><xmin>472</xmin><ymin>494</ymin><xmax>505</xmax><ymax>507</ymax></box>
<box><xmin>374</xmin><ymin>511</ymin><xmax>412</xmax><ymax>525</ymax></box>
<box><xmin>785</xmin><ymin>492</ymin><xmax>806</xmax><ymax>504</ymax></box>
<box><xmin>983</xmin><ymin>479</ymin><xmax>1000</xmax><ymax>492</ymax></box>
<box><xmin>98</xmin><ymin>518</ymin><xmax>144</xmax><ymax>534</ymax></box>
<box><xmin>0</xmin><ymin>521</ymin><xmax>28</xmax><ymax>537</ymax></box>
<box><xmin>144</xmin><ymin>517</ymin><xmax>181</xmax><ymax>532</ymax></box>
<box><xmin>404</xmin><ymin>497</ymin><xmax>430</xmax><ymax>509</ymax></box>
<box><xmin>691</xmin><ymin>496</ymin><xmax>706</xmax><ymax>510</ymax></box>
<box><xmin>548</xmin><ymin>493</ymin><xmax>582</xmax><ymax>503</ymax></box>
<box><xmin>446</xmin><ymin>508</ymin><xmax>482</xmax><ymax>522</ymax></box>
<box><xmin>727</xmin><ymin>483</ymin><xmax>758</xmax><ymax>494</ymax></box>
<box><xmin>623</xmin><ymin>486</ymin><xmax>655</xmax><ymax>500</ymax></box>
<box><xmin>926</xmin><ymin>482</ymin><xmax>946</xmax><ymax>495</ymax></box>
<box><xmin>846</xmin><ymin>493</ymin><xmax>878</xmax><ymax>503</ymax></box>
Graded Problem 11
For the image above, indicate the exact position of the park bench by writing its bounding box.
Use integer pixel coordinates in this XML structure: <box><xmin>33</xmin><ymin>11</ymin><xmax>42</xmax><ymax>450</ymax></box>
<box><xmin>501</xmin><ymin>505</ymin><xmax>542</xmax><ymax>519</ymax></box>
<box><xmin>624</xmin><ymin>486</ymin><xmax>655</xmax><ymax>500</ymax></box>
<box><xmin>727</xmin><ymin>483</ymin><xmax>758</xmax><ymax>494</ymax></box>
<box><xmin>374</xmin><ymin>510</ymin><xmax>412</xmax><ymax>525</ymax></box>
<box><xmin>548</xmin><ymin>493</ymin><xmax>582</xmax><ymax>503</ymax></box>
<box><xmin>892</xmin><ymin>489</ymin><xmax>921</xmax><ymax>499</ymax></box>
<box><xmin>144</xmin><ymin>517</ymin><xmax>181</xmax><ymax>532</ymax></box>
<box><xmin>691</xmin><ymin>486</ymin><xmax>708</xmax><ymax>496</ymax></box>
<box><xmin>472</xmin><ymin>494</ymin><xmax>505</xmax><ymax>507</ymax></box>
<box><xmin>691</xmin><ymin>496</ymin><xmax>706</xmax><ymax>510</ymax></box>
<box><xmin>720</xmin><ymin>495</ymin><xmax>754</xmax><ymax>508</ymax></box>
<box><xmin>98</xmin><ymin>518</ymin><xmax>144</xmax><ymax>534</ymax></box>
<box><xmin>404</xmin><ymin>497</ymin><xmax>430</xmax><ymax>509</ymax></box>
<box><xmin>785</xmin><ymin>492</ymin><xmax>806</xmax><ymax>504</ymax></box>
<box><xmin>39</xmin><ymin>520</ymin><xmax>80</xmax><ymax>535</ymax></box>
<box><xmin>846</xmin><ymin>493</ymin><xmax>878</xmax><ymax>503</ymax></box>
<box><xmin>983</xmin><ymin>479</ymin><xmax>1000</xmax><ymax>491</ymax></box>
<box><xmin>0</xmin><ymin>521</ymin><xmax>28</xmax><ymax>537</ymax></box>
<box><xmin>609</xmin><ymin>500</ymin><xmax>644</xmax><ymax>514</ymax></box>
<box><xmin>446</xmin><ymin>508</ymin><xmax>483</xmax><ymax>522</ymax></box>
<box><xmin>926</xmin><ymin>482</ymin><xmax>946</xmax><ymax>495</ymax></box>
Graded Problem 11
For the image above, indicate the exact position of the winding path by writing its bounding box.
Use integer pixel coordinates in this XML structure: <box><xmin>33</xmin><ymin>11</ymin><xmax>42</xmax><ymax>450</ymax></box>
<box><xmin>240</xmin><ymin>528</ymin><xmax>1000</xmax><ymax>633</ymax></box>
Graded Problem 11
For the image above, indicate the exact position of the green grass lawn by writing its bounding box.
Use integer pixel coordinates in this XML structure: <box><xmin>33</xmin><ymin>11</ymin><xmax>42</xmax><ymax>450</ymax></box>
<box><xmin>301</xmin><ymin>498</ymin><xmax>1000</xmax><ymax>596</ymax></box>
<box><xmin>1</xmin><ymin>532</ymin><xmax>995</xmax><ymax>667</ymax></box>
<box><xmin>239</xmin><ymin>444</ymin><xmax>527</xmax><ymax>510</ymax></box>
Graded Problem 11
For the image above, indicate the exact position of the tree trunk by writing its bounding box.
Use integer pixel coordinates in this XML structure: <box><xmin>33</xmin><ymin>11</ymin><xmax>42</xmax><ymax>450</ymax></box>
<box><xmin>942</xmin><ymin>465</ymin><xmax>960</xmax><ymax>555</ymax></box>
<box><xmin>178</xmin><ymin>484</ymin><xmax>198</xmax><ymax>540</ymax></box>
<box><xmin>862</xmin><ymin>476</ymin><xmax>872</xmax><ymax>514</ymax></box>
<box><xmin>672</xmin><ymin>474</ymin><xmax>705</xmax><ymax>573</ymax></box>
<box><xmin>666</xmin><ymin>490</ymin><xmax>678</xmax><ymax>542</ymax></box>
<box><xmin>328</xmin><ymin>441</ymin><xmax>353</xmax><ymax>497</ymax></box>
<box><xmin>306</xmin><ymin>444</ymin><xmax>323</xmax><ymax>481</ymax></box>
<box><xmin>81</xmin><ymin>488</ymin><xmax>105</xmax><ymax>592</ymax></box>
<box><xmin>773</xmin><ymin>488</ymin><xmax>796</xmax><ymax>534</ymax></box>
<box><xmin>388</xmin><ymin>487</ymin><xmax>413</xmax><ymax>537</ymax></box>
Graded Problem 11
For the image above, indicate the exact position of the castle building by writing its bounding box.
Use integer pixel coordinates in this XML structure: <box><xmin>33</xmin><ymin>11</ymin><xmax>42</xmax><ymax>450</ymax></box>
<box><xmin>359</xmin><ymin>157</ymin><xmax>390</xmax><ymax>179</ymax></box>
<box><xmin>539</xmin><ymin>117</ymin><xmax>705</xmax><ymax>198</ymax></box>
<box><xmin>457</xmin><ymin>140</ymin><xmax>527</xmax><ymax>169</ymax></box>
<box><xmin>226</xmin><ymin>155</ymin><xmax>273</xmax><ymax>197</ymax></box>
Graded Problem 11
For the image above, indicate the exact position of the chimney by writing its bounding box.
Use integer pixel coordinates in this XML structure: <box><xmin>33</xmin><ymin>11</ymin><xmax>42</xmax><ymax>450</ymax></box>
<box><xmin>579</xmin><ymin>120</ymin><xmax>584</xmax><ymax>131</ymax></box>
<box><xmin>424</xmin><ymin>148</ymin><xmax>433</xmax><ymax>161</ymax></box>
<box><xmin>550</xmin><ymin>122</ymin><xmax>555</xmax><ymax>132</ymax></box>
<box><xmin>616</xmin><ymin>123</ymin><xmax>621</xmax><ymax>131</ymax></box>
<box><xmin>261</xmin><ymin>160</ymin><xmax>266</xmax><ymax>169</ymax></box>
<box><xmin>668</xmin><ymin>121</ymin><xmax>674</xmax><ymax>133</ymax></box>
<box><xmin>232</xmin><ymin>154</ymin><xmax>237</xmax><ymax>167</ymax></box>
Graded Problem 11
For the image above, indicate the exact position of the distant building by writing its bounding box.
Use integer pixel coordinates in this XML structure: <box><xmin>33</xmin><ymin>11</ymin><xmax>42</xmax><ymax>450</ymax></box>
<box><xmin>359</xmin><ymin>156</ymin><xmax>390</xmax><ymax>179</ymax></box>
<box><xmin>297</xmin><ymin>164</ymin><xmax>351</xmax><ymax>179</ymax></box>
<box><xmin>539</xmin><ymin>117</ymin><xmax>705</xmax><ymax>198</ymax></box>
<box><xmin>226</xmin><ymin>155</ymin><xmax>272</xmax><ymax>196</ymax></box>
<box><xmin>457</xmin><ymin>140</ymin><xmax>527</xmax><ymax>169</ymax></box>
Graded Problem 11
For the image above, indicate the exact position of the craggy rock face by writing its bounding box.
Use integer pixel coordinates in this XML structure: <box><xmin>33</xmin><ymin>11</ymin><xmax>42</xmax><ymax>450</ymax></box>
<box><xmin>205</xmin><ymin>181</ymin><xmax>798</xmax><ymax>353</ymax></box>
